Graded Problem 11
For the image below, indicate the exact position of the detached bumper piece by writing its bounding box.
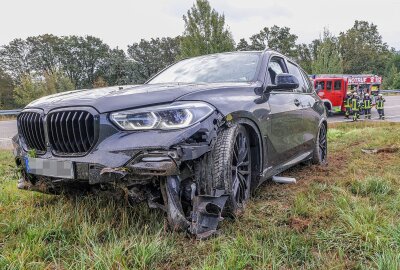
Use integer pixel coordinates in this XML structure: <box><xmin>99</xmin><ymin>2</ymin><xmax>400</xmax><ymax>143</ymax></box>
<box><xmin>189</xmin><ymin>190</ymin><xmax>228</xmax><ymax>239</ymax></box>
<box><xmin>163</xmin><ymin>176</ymin><xmax>190</xmax><ymax>231</ymax></box>
<box><xmin>163</xmin><ymin>176</ymin><xmax>228</xmax><ymax>239</ymax></box>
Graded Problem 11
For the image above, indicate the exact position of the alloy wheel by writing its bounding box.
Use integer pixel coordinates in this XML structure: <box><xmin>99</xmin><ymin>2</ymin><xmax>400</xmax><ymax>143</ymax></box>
<box><xmin>231</xmin><ymin>130</ymin><xmax>251</xmax><ymax>206</ymax></box>
<box><xmin>318</xmin><ymin>125</ymin><xmax>327</xmax><ymax>163</ymax></box>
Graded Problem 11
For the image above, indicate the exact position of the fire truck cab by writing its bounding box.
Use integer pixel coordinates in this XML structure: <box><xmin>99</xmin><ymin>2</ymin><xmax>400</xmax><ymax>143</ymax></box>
<box><xmin>313</xmin><ymin>74</ymin><xmax>382</xmax><ymax>115</ymax></box>
<box><xmin>314</xmin><ymin>77</ymin><xmax>348</xmax><ymax>114</ymax></box>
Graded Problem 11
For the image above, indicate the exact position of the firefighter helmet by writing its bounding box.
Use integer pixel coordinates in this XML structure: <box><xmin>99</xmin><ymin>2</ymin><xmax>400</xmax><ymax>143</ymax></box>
<box><xmin>365</xmin><ymin>93</ymin><xmax>369</xmax><ymax>97</ymax></box>
<box><xmin>347</xmin><ymin>92</ymin><xmax>351</xmax><ymax>95</ymax></box>
<box><xmin>378</xmin><ymin>94</ymin><xmax>383</xmax><ymax>97</ymax></box>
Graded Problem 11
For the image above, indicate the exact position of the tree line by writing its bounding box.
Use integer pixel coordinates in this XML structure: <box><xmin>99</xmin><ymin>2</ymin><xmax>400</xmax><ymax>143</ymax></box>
<box><xmin>1</xmin><ymin>0</ymin><xmax>399</xmax><ymax>108</ymax></box>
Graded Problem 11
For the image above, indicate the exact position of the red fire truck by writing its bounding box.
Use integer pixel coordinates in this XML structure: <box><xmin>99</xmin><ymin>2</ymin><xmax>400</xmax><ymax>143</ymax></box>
<box><xmin>312</xmin><ymin>74</ymin><xmax>382</xmax><ymax>114</ymax></box>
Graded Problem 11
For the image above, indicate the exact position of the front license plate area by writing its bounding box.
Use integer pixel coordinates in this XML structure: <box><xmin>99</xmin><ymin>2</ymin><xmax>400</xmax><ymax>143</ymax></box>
<box><xmin>25</xmin><ymin>157</ymin><xmax>75</xmax><ymax>179</ymax></box>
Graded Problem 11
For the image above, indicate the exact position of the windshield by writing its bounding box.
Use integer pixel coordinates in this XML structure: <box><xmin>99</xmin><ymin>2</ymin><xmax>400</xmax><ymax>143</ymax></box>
<box><xmin>147</xmin><ymin>52</ymin><xmax>261</xmax><ymax>84</ymax></box>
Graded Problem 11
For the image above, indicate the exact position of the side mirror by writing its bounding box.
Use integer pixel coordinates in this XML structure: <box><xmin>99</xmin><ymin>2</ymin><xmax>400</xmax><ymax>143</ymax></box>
<box><xmin>266</xmin><ymin>73</ymin><xmax>299</xmax><ymax>92</ymax></box>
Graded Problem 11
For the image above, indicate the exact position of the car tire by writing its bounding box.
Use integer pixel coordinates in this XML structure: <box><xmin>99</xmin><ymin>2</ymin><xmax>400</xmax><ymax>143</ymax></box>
<box><xmin>311</xmin><ymin>124</ymin><xmax>328</xmax><ymax>165</ymax></box>
<box><xmin>209</xmin><ymin>124</ymin><xmax>252</xmax><ymax>216</ymax></box>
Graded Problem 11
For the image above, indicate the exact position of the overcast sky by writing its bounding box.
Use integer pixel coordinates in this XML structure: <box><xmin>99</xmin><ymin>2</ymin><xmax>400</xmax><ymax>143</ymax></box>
<box><xmin>1</xmin><ymin>0</ymin><xmax>399</xmax><ymax>50</ymax></box>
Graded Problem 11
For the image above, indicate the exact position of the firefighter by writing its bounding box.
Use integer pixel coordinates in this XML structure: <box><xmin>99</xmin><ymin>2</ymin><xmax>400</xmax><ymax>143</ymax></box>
<box><xmin>343</xmin><ymin>92</ymin><xmax>352</xmax><ymax>119</ymax></box>
<box><xmin>351</xmin><ymin>92</ymin><xmax>361</xmax><ymax>121</ymax></box>
<box><xmin>357</xmin><ymin>85</ymin><xmax>363</xmax><ymax>97</ymax></box>
<box><xmin>362</xmin><ymin>93</ymin><xmax>372</xmax><ymax>119</ymax></box>
<box><xmin>376</xmin><ymin>94</ymin><xmax>386</xmax><ymax>120</ymax></box>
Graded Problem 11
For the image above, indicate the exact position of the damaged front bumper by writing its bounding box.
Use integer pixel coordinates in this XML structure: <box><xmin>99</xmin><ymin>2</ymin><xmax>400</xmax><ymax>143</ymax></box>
<box><xmin>13</xmin><ymin>110</ymin><xmax>229</xmax><ymax>238</ymax></box>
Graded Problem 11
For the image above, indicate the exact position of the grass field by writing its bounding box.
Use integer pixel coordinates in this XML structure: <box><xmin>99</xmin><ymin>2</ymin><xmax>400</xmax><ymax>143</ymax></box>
<box><xmin>1</xmin><ymin>122</ymin><xmax>400</xmax><ymax>269</ymax></box>
<box><xmin>0</xmin><ymin>115</ymin><xmax>16</xmax><ymax>121</ymax></box>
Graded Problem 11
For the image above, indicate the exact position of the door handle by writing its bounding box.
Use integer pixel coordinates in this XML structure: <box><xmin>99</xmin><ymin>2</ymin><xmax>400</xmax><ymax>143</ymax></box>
<box><xmin>294</xmin><ymin>99</ymin><xmax>301</xmax><ymax>106</ymax></box>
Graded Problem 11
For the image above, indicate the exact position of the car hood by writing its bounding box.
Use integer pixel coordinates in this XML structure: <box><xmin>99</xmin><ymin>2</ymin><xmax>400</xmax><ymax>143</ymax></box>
<box><xmin>25</xmin><ymin>82</ymin><xmax>256</xmax><ymax>113</ymax></box>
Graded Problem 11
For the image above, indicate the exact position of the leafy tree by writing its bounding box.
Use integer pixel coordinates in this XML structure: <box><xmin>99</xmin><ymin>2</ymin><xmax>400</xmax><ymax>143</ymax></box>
<box><xmin>392</xmin><ymin>73</ymin><xmax>400</xmax><ymax>89</ymax></box>
<box><xmin>0</xmin><ymin>38</ymin><xmax>33</xmax><ymax>80</ymax></box>
<box><xmin>180</xmin><ymin>0</ymin><xmax>235</xmax><ymax>58</ymax></box>
<box><xmin>236</xmin><ymin>38</ymin><xmax>250</xmax><ymax>51</ymax></box>
<box><xmin>382</xmin><ymin>64</ymin><xmax>400</xmax><ymax>89</ymax></box>
<box><xmin>296</xmin><ymin>43</ymin><xmax>313</xmax><ymax>73</ymax></box>
<box><xmin>127</xmin><ymin>37</ymin><xmax>181</xmax><ymax>83</ymax></box>
<box><xmin>13</xmin><ymin>75</ymin><xmax>44</xmax><ymax>106</ymax></box>
<box><xmin>339</xmin><ymin>20</ymin><xmax>391</xmax><ymax>74</ymax></box>
<box><xmin>0</xmin><ymin>68</ymin><xmax>15</xmax><ymax>109</ymax></box>
<box><xmin>384</xmin><ymin>53</ymin><xmax>400</xmax><ymax>76</ymax></box>
<box><xmin>1</xmin><ymin>35</ymin><xmax>112</xmax><ymax>89</ymax></box>
<box><xmin>13</xmin><ymin>72</ymin><xmax>74</xmax><ymax>106</ymax></box>
<box><xmin>98</xmin><ymin>48</ymin><xmax>132</xmax><ymax>85</ymax></box>
<box><xmin>57</xmin><ymin>35</ymin><xmax>110</xmax><ymax>88</ymax></box>
<box><xmin>43</xmin><ymin>71</ymin><xmax>75</xmax><ymax>94</ymax></box>
<box><xmin>312</xmin><ymin>29</ymin><xmax>343</xmax><ymax>74</ymax></box>
<box><xmin>27</xmin><ymin>34</ymin><xmax>61</xmax><ymax>75</ymax></box>
<box><xmin>309</xmin><ymin>39</ymin><xmax>322</xmax><ymax>62</ymax></box>
<box><xmin>248</xmin><ymin>26</ymin><xmax>298</xmax><ymax>58</ymax></box>
<box><xmin>93</xmin><ymin>76</ymin><xmax>108</xmax><ymax>88</ymax></box>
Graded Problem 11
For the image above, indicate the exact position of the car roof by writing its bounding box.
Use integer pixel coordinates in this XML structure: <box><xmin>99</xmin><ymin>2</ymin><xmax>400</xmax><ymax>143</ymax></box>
<box><xmin>177</xmin><ymin>49</ymin><xmax>299</xmax><ymax>66</ymax></box>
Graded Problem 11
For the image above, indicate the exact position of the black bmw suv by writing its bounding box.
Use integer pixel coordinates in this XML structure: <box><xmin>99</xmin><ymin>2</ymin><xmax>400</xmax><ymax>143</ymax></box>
<box><xmin>13</xmin><ymin>50</ymin><xmax>327</xmax><ymax>238</ymax></box>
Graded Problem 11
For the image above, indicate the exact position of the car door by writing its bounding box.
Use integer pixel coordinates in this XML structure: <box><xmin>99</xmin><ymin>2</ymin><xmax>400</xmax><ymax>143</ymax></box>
<box><xmin>298</xmin><ymin>68</ymin><xmax>321</xmax><ymax>153</ymax></box>
<box><xmin>266</xmin><ymin>56</ymin><xmax>305</xmax><ymax>166</ymax></box>
<box><xmin>285</xmin><ymin>60</ymin><xmax>313</xmax><ymax>154</ymax></box>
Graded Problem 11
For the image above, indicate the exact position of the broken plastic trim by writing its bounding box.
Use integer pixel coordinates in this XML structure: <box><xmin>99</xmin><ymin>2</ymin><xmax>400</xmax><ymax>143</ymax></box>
<box><xmin>163</xmin><ymin>176</ymin><xmax>228</xmax><ymax>239</ymax></box>
<box><xmin>163</xmin><ymin>176</ymin><xmax>190</xmax><ymax>231</ymax></box>
<box><xmin>189</xmin><ymin>190</ymin><xmax>228</xmax><ymax>239</ymax></box>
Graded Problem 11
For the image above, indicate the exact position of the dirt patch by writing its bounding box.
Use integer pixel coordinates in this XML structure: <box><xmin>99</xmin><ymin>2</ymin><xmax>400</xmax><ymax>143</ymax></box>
<box><xmin>289</xmin><ymin>217</ymin><xmax>311</xmax><ymax>232</ymax></box>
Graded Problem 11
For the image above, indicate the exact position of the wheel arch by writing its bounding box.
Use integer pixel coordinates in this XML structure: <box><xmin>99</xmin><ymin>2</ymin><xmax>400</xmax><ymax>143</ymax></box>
<box><xmin>322</xmin><ymin>99</ymin><xmax>332</xmax><ymax>111</ymax></box>
<box><xmin>319</xmin><ymin>117</ymin><xmax>328</xmax><ymax>132</ymax></box>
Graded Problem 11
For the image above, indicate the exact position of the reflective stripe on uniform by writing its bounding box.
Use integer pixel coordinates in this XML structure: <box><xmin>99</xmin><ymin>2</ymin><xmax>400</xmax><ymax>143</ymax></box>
<box><xmin>344</xmin><ymin>97</ymin><xmax>351</xmax><ymax>108</ymax></box>
<box><xmin>344</xmin><ymin>97</ymin><xmax>352</xmax><ymax>108</ymax></box>
<box><xmin>363</xmin><ymin>99</ymin><xmax>372</xmax><ymax>109</ymax></box>
<box><xmin>376</xmin><ymin>99</ymin><xmax>385</xmax><ymax>109</ymax></box>
<box><xmin>351</xmin><ymin>98</ymin><xmax>359</xmax><ymax>110</ymax></box>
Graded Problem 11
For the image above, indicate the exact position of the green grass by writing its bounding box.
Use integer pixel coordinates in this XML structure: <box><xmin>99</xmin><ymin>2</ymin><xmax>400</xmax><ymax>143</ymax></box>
<box><xmin>1</xmin><ymin>122</ymin><xmax>400</xmax><ymax>269</ymax></box>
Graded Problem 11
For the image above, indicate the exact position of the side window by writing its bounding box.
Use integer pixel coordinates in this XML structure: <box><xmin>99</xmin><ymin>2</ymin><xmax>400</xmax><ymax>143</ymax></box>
<box><xmin>287</xmin><ymin>61</ymin><xmax>306</xmax><ymax>93</ymax></box>
<box><xmin>334</xmin><ymin>80</ymin><xmax>342</xmax><ymax>91</ymax></box>
<box><xmin>300</xmin><ymin>70</ymin><xmax>313</xmax><ymax>93</ymax></box>
<box><xmin>267</xmin><ymin>57</ymin><xmax>286</xmax><ymax>85</ymax></box>
<box><xmin>326</xmin><ymin>81</ymin><xmax>332</xmax><ymax>91</ymax></box>
<box><xmin>316</xmin><ymin>81</ymin><xmax>325</xmax><ymax>91</ymax></box>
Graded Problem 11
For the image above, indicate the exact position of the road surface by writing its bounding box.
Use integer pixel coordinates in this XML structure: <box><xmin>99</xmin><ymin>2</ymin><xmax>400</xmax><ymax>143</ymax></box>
<box><xmin>0</xmin><ymin>120</ymin><xmax>17</xmax><ymax>150</ymax></box>
<box><xmin>1</xmin><ymin>96</ymin><xmax>399</xmax><ymax>149</ymax></box>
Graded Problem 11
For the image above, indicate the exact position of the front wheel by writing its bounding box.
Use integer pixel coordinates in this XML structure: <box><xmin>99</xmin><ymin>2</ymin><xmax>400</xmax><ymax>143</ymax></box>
<box><xmin>311</xmin><ymin>124</ymin><xmax>328</xmax><ymax>165</ymax></box>
<box><xmin>211</xmin><ymin>124</ymin><xmax>252</xmax><ymax>216</ymax></box>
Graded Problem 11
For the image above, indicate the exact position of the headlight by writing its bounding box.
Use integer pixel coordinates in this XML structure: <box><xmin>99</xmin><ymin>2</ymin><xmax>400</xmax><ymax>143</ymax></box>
<box><xmin>110</xmin><ymin>102</ymin><xmax>215</xmax><ymax>130</ymax></box>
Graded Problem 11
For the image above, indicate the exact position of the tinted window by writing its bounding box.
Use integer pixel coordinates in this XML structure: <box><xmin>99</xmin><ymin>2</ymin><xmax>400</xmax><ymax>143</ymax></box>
<box><xmin>268</xmin><ymin>58</ymin><xmax>286</xmax><ymax>85</ymax></box>
<box><xmin>315</xmin><ymin>81</ymin><xmax>325</xmax><ymax>91</ymax></box>
<box><xmin>148</xmin><ymin>52</ymin><xmax>261</xmax><ymax>84</ymax></box>
<box><xmin>287</xmin><ymin>61</ymin><xmax>306</xmax><ymax>93</ymax></box>
<box><xmin>300</xmin><ymin>70</ymin><xmax>313</xmax><ymax>93</ymax></box>
<box><xmin>326</xmin><ymin>81</ymin><xmax>332</xmax><ymax>91</ymax></box>
<box><xmin>334</xmin><ymin>80</ymin><xmax>342</xmax><ymax>91</ymax></box>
